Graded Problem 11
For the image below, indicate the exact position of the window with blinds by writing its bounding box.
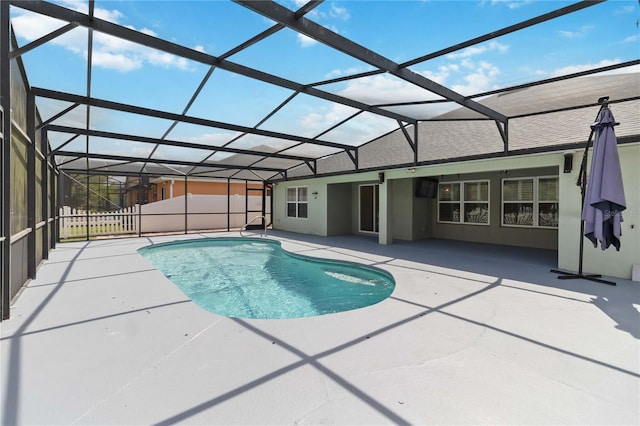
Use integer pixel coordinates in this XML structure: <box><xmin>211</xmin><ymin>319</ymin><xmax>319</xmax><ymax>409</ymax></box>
<box><xmin>502</xmin><ymin>176</ymin><xmax>558</xmax><ymax>228</ymax></box>
<box><xmin>438</xmin><ymin>180</ymin><xmax>489</xmax><ymax>225</ymax></box>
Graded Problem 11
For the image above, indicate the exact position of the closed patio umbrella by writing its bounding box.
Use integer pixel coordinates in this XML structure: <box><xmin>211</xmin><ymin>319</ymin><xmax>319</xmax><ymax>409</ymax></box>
<box><xmin>582</xmin><ymin>107</ymin><xmax>626</xmax><ymax>251</ymax></box>
<box><xmin>551</xmin><ymin>98</ymin><xmax>623</xmax><ymax>285</ymax></box>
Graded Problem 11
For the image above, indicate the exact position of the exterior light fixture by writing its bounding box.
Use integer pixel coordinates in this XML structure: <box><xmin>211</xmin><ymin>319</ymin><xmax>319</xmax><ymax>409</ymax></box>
<box><xmin>563</xmin><ymin>153</ymin><xmax>573</xmax><ymax>173</ymax></box>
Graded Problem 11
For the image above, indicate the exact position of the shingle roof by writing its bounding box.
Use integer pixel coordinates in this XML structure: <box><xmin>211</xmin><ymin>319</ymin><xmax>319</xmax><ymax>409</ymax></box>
<box><xmin>439</xmin><ymin>73</ymin><xmax>640</xmax><ymax>120</ymax></box>
<box><xmin>289</xmin><ymin>72</ymin><xmax>640</xmax><ymax>179</ymax></box>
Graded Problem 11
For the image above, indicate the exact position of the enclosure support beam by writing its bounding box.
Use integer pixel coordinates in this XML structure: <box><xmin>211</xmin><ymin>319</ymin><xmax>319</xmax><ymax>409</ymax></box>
<box><xmin>137</xmin><ymin>174</ymin><xmax>142</xmax><ymax>238</ymax></box>
<box><xmin>346</xmin><ymin>148</ymin><xmax>358</xmax><ymax>171</ymax></box>
<box><xmin>50</xmin><ymin>167</ymin><xmax>57</xmax><ymax>251</ymax></box>
<box><xmin>53</xmin><ymin>150</ymin><xmax>286</xmax><ymax>174</ymax></box>
<box><xmin>46</xmin><ymin>125</ymin><xmax>312</xmax><ymax>163</ymax></box>
<box><xmin>33</xmin><ymin>88</ymin><xmax>353</xmax><ymax>151</ymax></box>
<box><xmin>236</xmin><ymin>0</ymin><xmax>507</xmax><ymax>124</ymax></box>
<box><xmin>52</xmin><ymin>170</ymin><xmax>59</xmax><ymax>247</ymax></box>
<box><xmin>262</xmin><ymin>182</ymin><xmax>268</xmax><ymax>226</ymax></box>
<box><xmin>56</xmin><ymin>172</ymin><xmax>62</xmax><ymax>244</ymax></box>
<box><xmin>226</xmin><ymin>179</ymin><xmax>231</xmax><ymax>232</ymax></box>
<box><xmin>0</xmin><ymin>0</ymin><xmax>11</xmax><ymax>320</ymax></box>
<box><xmin>184</xmin><ymin>176</ymin><xmax>188</xmax><ymax>235</ymax></box>
<box><xmin>414</xmin><ymin>125</ymin><xmax>419</xmax><ymax>165</ymax></box>
<box><xmin>12</xmin><ymin>0</ymin><xmax>414</xmax><ymax>125</ymax></box>
<box><xmin>37</xmin><ymin>103</ymin><xmax>81</xmax><ymax>130</ymax></box>
<box><xmin>397</xmin><ymin>120</ymin><xmax>417</xmax><ymax>158</ymax></box>
<box><xmin>244</xmin><ymin>181</ymin><xmax>248</xmax><ymax>229</ymax></box>
<box><xmin>26</xmin><ymin>92</ymin><xmax>37</xmax><ymax>279</ymax></box>
<box><xmin>305</xmin><ymin>160</ymin><xmax>316</xmax><ymax>175</ymax></box>
<box><xmin>495</xmin><ymin>120</ymin><xmax>509</xmax><ymax>154</ymax></box>
<box><xmin>9</xmin><ymin>22</ymin><xmax>79</xmax><ymax>59</ymax></box>
<box><xmin>42</xmin><ymin>126</ymin><xmax>50</xmax><ymax>260</ymax></box>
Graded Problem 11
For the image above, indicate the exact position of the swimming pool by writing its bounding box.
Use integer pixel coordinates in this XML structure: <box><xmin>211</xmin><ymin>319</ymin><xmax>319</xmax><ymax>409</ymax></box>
<box><xmin>138</xmin><ymin>238</ymin><xmax>395</xmax><ymax>319</ymax></box>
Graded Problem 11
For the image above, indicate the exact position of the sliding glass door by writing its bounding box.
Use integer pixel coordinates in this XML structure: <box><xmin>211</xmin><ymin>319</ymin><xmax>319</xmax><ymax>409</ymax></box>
<box><xmin>359</xmin><ymin>184</ymin><xmax>379</xmax><ymax>233</ymax></box>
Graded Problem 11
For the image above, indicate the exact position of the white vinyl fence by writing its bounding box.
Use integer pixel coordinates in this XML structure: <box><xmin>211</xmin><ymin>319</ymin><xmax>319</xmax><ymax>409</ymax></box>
<box><xmin>59</xmin><ymin>206</ymin><xmax>139</xmax><ymax>239</ymax></box>
<box><xmin>59</xmin><ymin>194</ymin><xmax>270</xmax><ymax>239</ymax></box>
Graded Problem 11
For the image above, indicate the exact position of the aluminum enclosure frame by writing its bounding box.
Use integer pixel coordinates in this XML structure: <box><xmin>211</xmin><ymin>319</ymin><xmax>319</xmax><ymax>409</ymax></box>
<box><xmin>2</xmin><ymin>0</ymin><xmax>639</xmax><ymax>321</ymax></box>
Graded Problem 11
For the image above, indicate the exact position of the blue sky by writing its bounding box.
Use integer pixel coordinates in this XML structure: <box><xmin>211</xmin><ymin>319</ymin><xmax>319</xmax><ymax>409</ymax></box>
<box><xmin>9</xmin><ymin>0</ymin><xmax>640</xmax><ymax>160</ymax></box>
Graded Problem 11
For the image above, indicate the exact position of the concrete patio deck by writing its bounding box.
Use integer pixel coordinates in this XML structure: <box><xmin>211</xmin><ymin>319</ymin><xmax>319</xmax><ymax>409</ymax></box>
<box><xmin>1</xmin><ymin>231</ymin><xmax>639</xmax><ymax>425</ymax></box>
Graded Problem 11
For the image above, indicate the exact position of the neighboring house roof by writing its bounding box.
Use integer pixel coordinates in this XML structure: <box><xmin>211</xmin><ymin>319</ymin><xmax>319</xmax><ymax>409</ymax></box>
<box><xmin>287</xmin><ymin>72</ymin><xmax>640</xmax><ymax>179</ymax></box>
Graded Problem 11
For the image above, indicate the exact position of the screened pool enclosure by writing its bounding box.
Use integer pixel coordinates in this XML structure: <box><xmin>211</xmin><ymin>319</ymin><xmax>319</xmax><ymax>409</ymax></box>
<box><xmin>2</xmin><ymin>0</ymin><xmax>639</xmax><ymax>319</ymax></box>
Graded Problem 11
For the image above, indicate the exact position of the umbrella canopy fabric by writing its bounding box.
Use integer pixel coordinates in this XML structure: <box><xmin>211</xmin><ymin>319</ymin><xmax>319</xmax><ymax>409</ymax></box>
<box><xmin>582</xmin><ymin>107</ymin><xmax>626</xmax><ymax>251</ymax></box>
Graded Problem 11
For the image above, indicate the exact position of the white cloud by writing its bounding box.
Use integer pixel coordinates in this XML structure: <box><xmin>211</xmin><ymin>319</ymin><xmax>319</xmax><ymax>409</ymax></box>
<box><xmin>550</xmin><ymin>59</ymin><xmax>622</xmax><ymax>78</ymax></box>
<box><xmin>11</xmin><ymin>2</ymin><xmax>195</xmax><ymax>73</ymax></box>
<box><xmin>446</xmin><ymin>41</ymin><xmax>508</xmax><ymax>60</ymax></box>
<box><xmin>92</xmin><ymin>50</ymin><xmax>142</xmax><ymax>72</ymax></box>
<box><xmin>298</xmin><ymin>56</ymin><xmax>506</xmax><ymax>137</ymax></box>
<box><xmin>146</xmin><ymin>50</ymin><xmax>191</xmax><ymax>70</ymax></box>
<box><xmin>300</xmin><ymin>112</ymin><xmax>325</xmax><ymax>130</ymax></box>
<box><xmin>420</xmin><ymin>66</ymin><xmax>451</xmax><ymax>85</ymax></box>
<box><xmin>329</xmin><ymin>4</ymin><xmax>350</xmax><ymax>21</ymax></box>
<box><xmin>446</xmin><ymin>64</ymin><xmax>460</xmax><ymax>72</ymax></box>
<box><xmin>295</xmin><ymin>1</ymin><xmax>352</xmax><ymax>22</ymax></box>
<box><xmin>437</xmin><ymin>60</ymin><xmax>501</xmax><ymax>95</ymax></box>
<box><xmin>452</xmin><ymin>71</ymin><xmax>493</xmax><ymax>95</ymax></box>
<box><xmin>614</xmin><ymin>5</ymin><xmax>636</xmax><ymax>14</ymax></box>
<box><xmin>622</xmin><ymin>35</ymin><xmax>639</xmax><ymax>44</ymax></box>
<box><xmin>326</xmin><ymin>56</ymin><xmax>503</xmax><ymax>106</ymax></box>
<box><xmin>58</xmin><ymin>0</ymin><xmax>123</xmax><ymax>23</ymax></box>
<box><xmin>12</xmin><ymin>11</ymin><xmax>69</xmax><ymax>41</ymax></box>
<box><xmin>307</xmin><ymin>104</ymin><xmax>397</xmax><ymax>145</ymax></box>
<box><xmin>324</xmin><ymin>66</ymin><xmax>370</xmax><ymax>79</ymax></box>
<box><xmin>338</xmin><ymin>74</ymin><xmax>441</xmax><ymax>104</ymax></box>
<box><xmin>139</xmin><ymin>27</ymin><xmax>159</xmax><ymax>37</ymax></box>
<box><xmin>557</xmin><ymin>25</ymin><xmax>593</xmax><ymax>39</ymax></box>
<box><xmin>488</xmin><ymin>0</ymin><xmax>533</xmax><ymax>10</ymax></box>
<box><xmin>460</xmin><ymin>58</ymin><xmax>475</xmax><ymax>70</ymax></box>
<box><xmin>91</xmin><ymin>5</ymin><xmax>123</xmax><ymax>23</ymax></box>
<box><xmin>297</xmin><ymin>33</ymin><xmax>318</xmax><ymax>48</ymax></box>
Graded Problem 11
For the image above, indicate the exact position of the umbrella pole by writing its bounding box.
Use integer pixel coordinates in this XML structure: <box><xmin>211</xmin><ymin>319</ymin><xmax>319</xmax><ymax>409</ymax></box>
<box><xmin>550</xmin><ymin>97</ymin><xmax>616</xmax><ymax>286</ymax></box>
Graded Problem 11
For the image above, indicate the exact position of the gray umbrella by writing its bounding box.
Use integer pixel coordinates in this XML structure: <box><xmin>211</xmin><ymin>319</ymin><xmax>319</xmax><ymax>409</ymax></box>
<box><xmin>582</xmin><ymin>107</ymin><xmax>626</xmax><ymax>250</ymax></box>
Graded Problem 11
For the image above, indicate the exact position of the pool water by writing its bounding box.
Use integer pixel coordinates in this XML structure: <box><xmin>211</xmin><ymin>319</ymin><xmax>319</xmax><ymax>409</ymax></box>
<box><xmin>138</xmin><ymin>238</ymin><xmax>395</xmax><ymax>319</ymax></box>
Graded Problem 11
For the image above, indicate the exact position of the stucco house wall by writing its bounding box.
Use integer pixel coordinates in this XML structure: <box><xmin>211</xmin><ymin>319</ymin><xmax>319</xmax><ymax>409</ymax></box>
<box><xmin>428</xmin><ymin>166</ymin><xmax>559</xmax><ymax>250</ymax></box>
<box><xmin>272</xmin><ymin>146</ymin><xmax>639</xmax><ymax>279</ymax></box>
<box><xmin>558</xmin><ymin>143</ymin><xmax>639</xmax><ymax>280</ymax></box>
<box><xmin>327</xmin><ymin>183</ymin><xmax>352</xmax><ymax>236</ymax></box>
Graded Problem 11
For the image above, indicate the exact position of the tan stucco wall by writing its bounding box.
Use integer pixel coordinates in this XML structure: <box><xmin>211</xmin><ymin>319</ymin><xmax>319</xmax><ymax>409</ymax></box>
<box><xmin>149</xmin><ymin>180</ymin><xmax>261</xmax><ymax>202</ymax></box>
